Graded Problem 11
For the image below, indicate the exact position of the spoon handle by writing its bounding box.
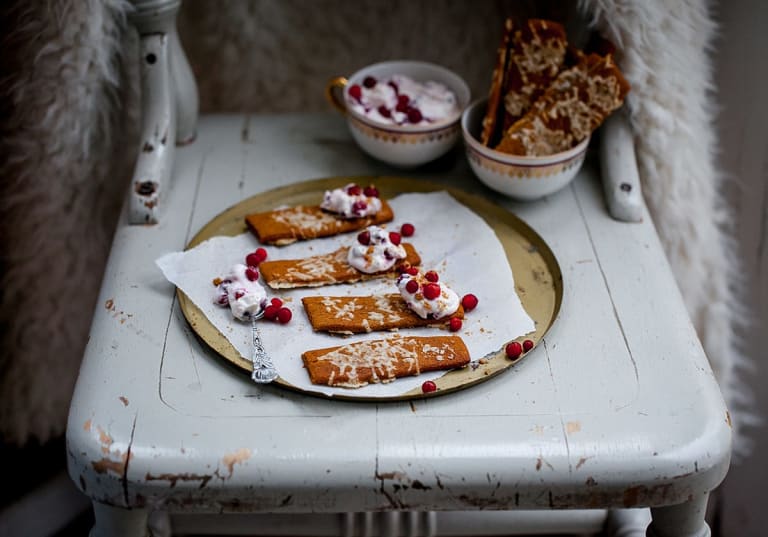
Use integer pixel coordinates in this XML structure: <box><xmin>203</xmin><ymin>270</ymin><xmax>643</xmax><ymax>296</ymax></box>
<box><xmin>250</xmin><ymin>317</ymin><xmax>278</xmax><ymax>383</ymax></box>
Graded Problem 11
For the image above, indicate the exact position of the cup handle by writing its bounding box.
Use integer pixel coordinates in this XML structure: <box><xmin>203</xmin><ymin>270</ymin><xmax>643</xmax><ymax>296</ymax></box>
<box><xmin>325</xmin><ymin>76</ymin><xmax>349</xmax><ymax>114</ymax></box>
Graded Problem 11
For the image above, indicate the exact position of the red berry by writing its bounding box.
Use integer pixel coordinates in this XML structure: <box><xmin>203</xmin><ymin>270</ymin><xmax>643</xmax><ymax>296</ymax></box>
<box><xmin>388</xmin><ymin>231</ymin><xmax>401</xmax><ymax>245</ymax></box>
<box><xmin>216</xmin><ymin>293</ymin><xmax>229</xmax><ymax>305</ymax></box>
<box><xmin>407</xmin><ymin>107</ymin><xmax>423</xmax><ymax>123</ymax></box>
<box><xmin>347</xmin><ymin>184</ymin><xmax>362</xmax><ymax>195</ymax></box>
<box><xmin>357</xmin><ymin>230</ymin><xmax>371</xmax><ymax>245</ymax></box>
<box><xmin>263</xmin><ymin>304</ymin><xmax>279</xmax><ymax>320</ymax></box>
<box><xmin>425</xmin><ymin>270</ymin><xmax>439</xmax><ymax>282</ymax></box>
<box><xmin>245</xmin><ymin>267</ymin><xmax>259</xmax><ymax>281</ymax></box>
<box><xmin>406</xmin><ymin>266</ymin><xmax>419</xmax><ymax>276</ymax></box>
<box><xmin>377</xmin><ymin>105</ymin><xmax>391</xmax><ymax>118</ymax></box>
<box><xmin>363</xmin><ymin>185</ymin><xmax>379</xmax><ymax>197</ymax></box>
<box><xmin>405</xmin><ymin>279</ymin><xmax>419</xmax><ymax>294</ymax></box>
<box><xmin>421</xmin><ymin>380</ymin><xmax>437</xmax><ymax>393</ymax></box>
<box><xmin>461</xmin><ymin>293</ymin><xmax>479</xmax><ymax>312</ymax></box>
<box><xmin>246</xmin><ymin>248</ymin><xmax>268</xmax><ymax>266</ymax></box>
<box><xmin>348</xmin><ymin>84</ymin><xmax>362</xmax><ymax>100</ymax></box>
<box><xmin>449</xmin><ymin>317</ymin><xmax>462</xmax><ymax>332</ymax></box>
<box><xmin>363</xmin><ymin>76</ymin><xmax>377</xmax><ymax>88</ymax></box>
<box><xmin>351</xmin><ymin>200</ymin><xmax>368</xmax><ymax>215</ymax></box>
<box><xmin>423</xmin><ymin>283</ymin><xmax>441</xmax><ymax>300</ymax></box>
<box><xmin>400</xmin><ymin>223</ymin><xmax>415</xmax><ymax>237</ymax></box>
<box><xmin>523</xmin><ymin>339</ymin><xmax>534</xmax><ymax>352</ymax></box>
<box><xmin>234</xmin><ymin>290</ymin><xmax>245</xmax><ymax>300</ymax></box>
<box><xmin>505</xmin><ymin>341</ymin><xmax>523</xmax><ymax>359</ymax></box>
<box><xmin>277</xmin><ymin>307</ymin><xmax>292</xmax><ymax>324</ymax></box>
<box><xmin>270</xmin><ymin>297</ymin><xmax>283</xmax><ymax>308</ymax></box>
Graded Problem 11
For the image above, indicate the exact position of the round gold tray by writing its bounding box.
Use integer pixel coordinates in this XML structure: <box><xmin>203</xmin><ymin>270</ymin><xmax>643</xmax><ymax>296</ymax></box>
<box><xmin>178</xmin><ymin>176</ymin><xmax>563</xmax><ymax>401</ymax></box>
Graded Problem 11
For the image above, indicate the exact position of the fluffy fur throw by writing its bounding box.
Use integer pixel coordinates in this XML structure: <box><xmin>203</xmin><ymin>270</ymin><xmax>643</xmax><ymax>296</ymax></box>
<box><xmin>0</xmin><ymin>0</ymin><xmax>751</xmax><ymax>455</ymax></box>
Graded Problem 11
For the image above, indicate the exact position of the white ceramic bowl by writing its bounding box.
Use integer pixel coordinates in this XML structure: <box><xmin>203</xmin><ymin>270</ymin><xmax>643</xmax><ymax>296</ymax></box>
<box><xmin>461</xmin><ymin>98</ymin><xmax>589</xmax><ymax>200</ymax></box>
<box><xmin>326</xmin><ymin>60</ymin><xmax>471</xmax><ymax>167</ymax></box>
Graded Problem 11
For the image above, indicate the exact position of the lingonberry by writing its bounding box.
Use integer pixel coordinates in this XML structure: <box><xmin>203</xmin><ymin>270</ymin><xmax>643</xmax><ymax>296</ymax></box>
<box><xmin>407</xmin><ymin>107</ymin><xmax>423</xmax><ymax>123</ymax></box>
<box><xmin>505</xmin><ymin>341</ymin><xmax>523</xmax><ymax>359</ymax></box>
<box><xmin>405</xmin><ymin>279</ymin><xmax>419</xmax><ymax>294</ymax></box>
<box><xmin>277</xmin><ymin>307</ymin><xmax>292</xmax><ymax>324</ymax></box>
<box><xmin>423</xmin><ymin>283</ymin><xmax>441</xmax><ymax>300</ymax></box>
<box><xmin>247</xmin><ymin>248</ymin><xmax>268</xmax><ymax>266</ymax></box>
<box><xmin>347</xmin><ymin>184</ymin><xmax>362</xmax><ymax>195</ymax></box>
<box><xmin>461</xmin><ymin>293</ymin><xmax>479</xmax><ymax>312</ymax></box>
<box><xmin>351</xmin><ymin>200</ymin><xmax>367</xmax><ymax>214</ymax></box>
<box><xmin>348</xmin><ymin>84</ymin><xmax>362</xmax><ymax>100</ymax></box>
<box><xmin>357</xmin><ymin>230</ymin><xmax>371</xmax><ymax>245</ymax></box>
<box><xmin>363</xmin><ymin>185</ymin><xmax>379</xmax><ymax>197</ymax></box>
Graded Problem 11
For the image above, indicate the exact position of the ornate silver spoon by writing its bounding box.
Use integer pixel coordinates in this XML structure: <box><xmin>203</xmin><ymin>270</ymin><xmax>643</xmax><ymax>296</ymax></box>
<box><xmin>249</xmin><ymin>308</ymin><xmax>278</xmax><ymax>383</ymax></box>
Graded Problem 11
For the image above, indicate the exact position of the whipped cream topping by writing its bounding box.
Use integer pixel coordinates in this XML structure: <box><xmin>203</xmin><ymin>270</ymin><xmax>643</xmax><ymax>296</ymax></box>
<box><xmin>320</xmin><ymin>183</ymin><xmax>382</xmax><ymax>219</ymax></box>
<box><xmin>213</xmin><ymin>263</ymin><xmax>268</xmax><ymax>321</ymax></box>
<box><xmin>397</xmin><ymin>270</ymin><xmax>460</xmax><ymax>320</ymax></box>
<box><xmin>347</xmin><ymin>225</ymin><xmax>406</xmax><ymax>274</ymax></box>
<box><xmin>347</xmin><ymin>74</ymin><xmax>460</xmax><ymax>127</ymax></box>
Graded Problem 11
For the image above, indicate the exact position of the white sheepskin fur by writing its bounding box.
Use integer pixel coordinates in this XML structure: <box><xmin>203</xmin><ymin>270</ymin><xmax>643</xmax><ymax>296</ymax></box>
<box><xmin>0</xmin><ymin>0</ymin><xmax>138</xmax><ymax>444</ymax></box>
<box><xmin>579</xmin><ymin>0</ymin><xmax>754</xmax><ymax>454</ymax></box>
<box><xmin>0</xmin><ymin>0</ymin><xmax>752</xmax><ymax>456</ymax></box>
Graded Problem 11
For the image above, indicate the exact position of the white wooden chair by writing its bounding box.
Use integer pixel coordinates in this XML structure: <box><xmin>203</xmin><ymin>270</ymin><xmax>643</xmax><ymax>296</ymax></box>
<box><xmin>66</xmin><ymin>2</ymin><xmax>728</xmax><ymax>536</ymax></box>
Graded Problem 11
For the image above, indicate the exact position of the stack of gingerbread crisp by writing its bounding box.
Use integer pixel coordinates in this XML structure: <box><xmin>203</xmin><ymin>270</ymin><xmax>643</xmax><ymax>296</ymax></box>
<box><xmin>481</xmin><ymin>18</ymin><xmax>630</xmax><ymax>157</ymax></box>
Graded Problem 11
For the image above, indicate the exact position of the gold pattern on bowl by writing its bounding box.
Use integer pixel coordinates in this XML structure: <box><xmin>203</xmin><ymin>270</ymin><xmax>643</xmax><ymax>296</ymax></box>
<box><xmin>466</xmin><ymin>144</ymin><xmax>587</xmax><ymax>179</ymax></box>
<box><xmin>348</xmin><ymin>115</ymin><xmax>459</xmax><ymax>145</ymax></box>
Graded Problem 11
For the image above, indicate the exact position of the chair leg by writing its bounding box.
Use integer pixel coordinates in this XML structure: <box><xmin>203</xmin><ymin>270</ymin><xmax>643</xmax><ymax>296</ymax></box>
<box><xmin>169</xmin><ymin>25</ymin><xmax>199</xmax><ymax>145</ymax></box>
<box><xmin>90</xmin><ymin>502</ymin><xmax>149</xmax><ymax>537</ymax></box>
<box><xmin>646</xmin><ymin>493</ymin><xmax>711</xmax><ymax>537</ymax></box>
<box><xmin>603</xmin><ymin>508</ymin><xmax>651</xmax><ymax>537</ymax></box>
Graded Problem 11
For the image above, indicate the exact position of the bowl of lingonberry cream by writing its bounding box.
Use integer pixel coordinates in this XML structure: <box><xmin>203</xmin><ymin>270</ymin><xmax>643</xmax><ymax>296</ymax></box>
<box><xmin>461</xmin><ymin>97</ymin><xmax>590</xmax><ymax>200</ymax></box>
<box><xmin>326</xmin><ymin>60</ymin><xmax>470</xmax><ymax>167</ymax></box>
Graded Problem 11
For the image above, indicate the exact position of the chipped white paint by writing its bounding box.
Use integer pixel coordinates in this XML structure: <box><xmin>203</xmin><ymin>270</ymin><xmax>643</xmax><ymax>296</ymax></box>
<box><xmin>66</xmin><ymin>115</ymin><xmax>730</xmax><ymax>536</ymax></box>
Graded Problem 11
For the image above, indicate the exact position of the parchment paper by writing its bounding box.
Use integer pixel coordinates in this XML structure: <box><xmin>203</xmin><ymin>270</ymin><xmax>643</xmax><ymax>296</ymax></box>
<box><xmin>156</xmin><ymin>191</ymin><xmax>535</xmax><ymax>397</ymax></box>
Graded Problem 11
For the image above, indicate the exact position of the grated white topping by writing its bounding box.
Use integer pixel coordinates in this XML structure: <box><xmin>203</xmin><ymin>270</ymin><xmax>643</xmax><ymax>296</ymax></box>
<box><xmin>317</xmin><ymin>337</ymin><xmax>461</xmax><ymax>388</ymax></box>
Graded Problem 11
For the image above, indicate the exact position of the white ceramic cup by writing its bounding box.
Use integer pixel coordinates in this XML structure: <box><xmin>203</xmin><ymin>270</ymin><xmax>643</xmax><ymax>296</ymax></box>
<box><xmin>326</xmin><ymin>60</ymin><xmax>471</xmax><ymax>168</ymax></box>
